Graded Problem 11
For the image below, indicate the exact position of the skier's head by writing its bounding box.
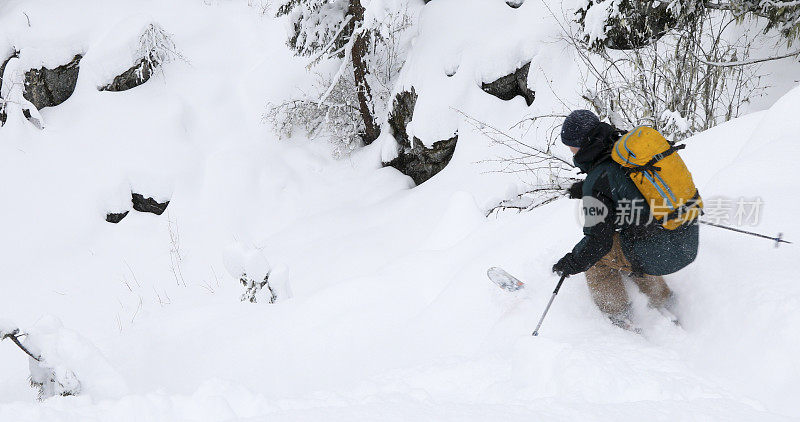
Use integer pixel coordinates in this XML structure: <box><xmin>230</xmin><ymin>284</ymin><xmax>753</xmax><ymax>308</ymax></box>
<box><xmin>561</xmin><ymin>109</ymin><xmax>599</xmax><ymax>154</ymax></box>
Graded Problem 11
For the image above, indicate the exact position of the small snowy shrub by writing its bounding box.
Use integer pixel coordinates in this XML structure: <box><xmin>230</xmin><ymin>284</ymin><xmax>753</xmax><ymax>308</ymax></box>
<box><xmin>101</xmin><ymin>22</ymin><xmax>184</xmax><ymax>92</ymax></box>
<box><xmin>248</xmin><ymin>0</ymin><xmax>273</xmax><ymax>16</ymax></box>
<box><xmin>224</xmin><ymin>242</ymin><xmax>286</xmax><ymax>303</ymax></box>
<box><xmin>137</xmin><ymin>23</ymin><xmax>183</xmax><ymax>69</ymax></box>
<box><xmin>29</xmin><ymin>359</ymin><xmax>82</xmax><ymax>400</ymax></box>
<box><xmin>239</xmin><ymin>272</ymin><xmax>277</xmax><ymax>303</ymax></box>
<box><xmin>265</xmin><ymin>71</ymin><xmax>364</xmax><ymax>157</ymax></box>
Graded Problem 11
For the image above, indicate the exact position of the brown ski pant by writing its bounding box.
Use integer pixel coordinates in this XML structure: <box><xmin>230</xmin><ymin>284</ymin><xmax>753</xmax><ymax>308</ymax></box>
<box><xmin>584</xmin><ymin>234</ymin><xmax>673</xmax><ymax>316</ymax></box>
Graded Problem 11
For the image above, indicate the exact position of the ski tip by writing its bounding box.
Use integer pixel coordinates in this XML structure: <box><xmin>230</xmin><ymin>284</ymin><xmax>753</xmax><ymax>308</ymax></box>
<box><xmin>487</xmin><ymin>267</ymin><xmax>526</xmax><ymax>292</ymax></box>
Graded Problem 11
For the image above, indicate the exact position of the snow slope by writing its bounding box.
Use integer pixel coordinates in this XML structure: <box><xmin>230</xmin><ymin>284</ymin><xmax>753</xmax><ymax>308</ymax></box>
<box><xmin>1</xmin><ymin>0</ymin><xmax>799</xmax><ymax>420</ymax></box>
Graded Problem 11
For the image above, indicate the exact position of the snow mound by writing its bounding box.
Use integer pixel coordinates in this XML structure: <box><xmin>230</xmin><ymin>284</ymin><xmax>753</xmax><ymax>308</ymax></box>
<box><xmin>24</xmin><ymin>316</ymin><xmax>128</xmax><ymax>400</ymax></box>
<box><xmin>424</xmin><ymin>191</ymin><xmax>485</xmax><ymax>250</ymax></box>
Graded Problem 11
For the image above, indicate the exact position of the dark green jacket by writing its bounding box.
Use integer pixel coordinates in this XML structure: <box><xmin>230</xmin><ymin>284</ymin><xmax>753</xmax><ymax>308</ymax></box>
<box><xmin>561</xmin><ymin>123</ymin><xmax>699</xmax><ymax>276</ymax></box>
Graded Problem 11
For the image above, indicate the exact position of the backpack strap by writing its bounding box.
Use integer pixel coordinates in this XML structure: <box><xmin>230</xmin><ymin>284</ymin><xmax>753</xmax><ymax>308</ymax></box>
<box><xmin>623</xmin><ymin>144</ymin><xmax>686</xmax><ymax>175</ymax></box>
<box><xmin>664</xmin><ymin>190</ymin><xmax>703</xmax><ymax>222</ymax></box>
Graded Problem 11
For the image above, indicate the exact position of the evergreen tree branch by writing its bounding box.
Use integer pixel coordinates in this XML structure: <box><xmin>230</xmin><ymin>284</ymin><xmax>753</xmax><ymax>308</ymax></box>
<box><xmin>306</xmin><ymin>15</ymin><xmax>354</xmax><ymax>69</ymax></box>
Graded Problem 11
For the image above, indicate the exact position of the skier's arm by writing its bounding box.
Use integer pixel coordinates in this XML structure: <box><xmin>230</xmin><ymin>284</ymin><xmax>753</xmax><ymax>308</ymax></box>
<box><xmin>553</xmin><ymin>177</ymin><xmax>615</xmax><ymax>275</ymax></box>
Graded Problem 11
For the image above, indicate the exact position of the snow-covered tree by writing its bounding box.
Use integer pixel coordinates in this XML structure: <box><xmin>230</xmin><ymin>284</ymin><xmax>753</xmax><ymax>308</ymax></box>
<box><xmin>577</xmin><ymin>0</ymin><xmax>800</xmax><ymax>50</ymax></box>
<box><xmin>277</xmin><ymin>0</ymin><xmax>381</xmax><ymax>145</ymax></box>
<box><xmin>714</xmin><ymin>0</ymin><xmax>800</xmax><ymax>42</ymax></box>
<box><xmin>576</xmin><ymin>0</ymin><xmax>698</xmax><ymax>50</ymax></box>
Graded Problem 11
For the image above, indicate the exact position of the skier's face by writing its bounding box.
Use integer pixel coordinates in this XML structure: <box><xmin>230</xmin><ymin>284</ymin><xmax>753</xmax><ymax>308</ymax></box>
<box><xmin>569</xmin><ymin>146</ymin><xmax>580</xmax><ymax>155</ymax></box>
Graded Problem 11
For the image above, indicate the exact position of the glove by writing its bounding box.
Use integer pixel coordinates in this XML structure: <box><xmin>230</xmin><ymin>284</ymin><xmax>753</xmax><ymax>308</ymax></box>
<box><xmin>552</xmin><ymin>253</ymin><xmax>581</xmax><ymax>277</ymax></box>
<box><xmin>566</xmin><ymin>181</ymin><xmax>584</xmax><ymax>199</ymax></box>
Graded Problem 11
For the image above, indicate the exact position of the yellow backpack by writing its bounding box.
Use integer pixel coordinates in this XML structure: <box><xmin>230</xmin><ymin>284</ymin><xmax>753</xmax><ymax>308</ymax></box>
<box><xmin>611</xmin><ymin>126</ymin><xmax>703</xmax><ymax>230</ymax></box>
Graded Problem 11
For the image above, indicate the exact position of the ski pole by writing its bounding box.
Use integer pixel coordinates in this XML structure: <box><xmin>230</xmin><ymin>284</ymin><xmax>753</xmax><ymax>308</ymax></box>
<box><xmin>699</xmin><ymin>220</ymin><xmax>791</xmax><ymax>247</ymax></box>
<box><xmin>532</xmin><ymin>274</ymin><xmax>568</xmax><ymax>336</ymax></box>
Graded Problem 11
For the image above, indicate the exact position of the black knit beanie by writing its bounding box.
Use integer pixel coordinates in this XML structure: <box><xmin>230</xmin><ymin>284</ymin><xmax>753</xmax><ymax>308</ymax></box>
<box><xmin>561</xmin><ymin>110</ymin><xmax>600</xmax><ymax>148</ymax></box>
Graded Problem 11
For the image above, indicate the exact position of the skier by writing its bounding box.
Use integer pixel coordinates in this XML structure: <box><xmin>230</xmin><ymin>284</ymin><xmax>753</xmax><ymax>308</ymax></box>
<box><xmin>551</xmin><ymin>110</ymin><xmax>700</xmax><ymax>330</ymax></box>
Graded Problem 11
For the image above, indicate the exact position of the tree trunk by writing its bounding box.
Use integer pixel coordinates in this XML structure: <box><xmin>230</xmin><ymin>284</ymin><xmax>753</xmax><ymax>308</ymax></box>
<box><xmin>348</xmin><ymin>0</ymin><xmax>380</xmax><ymax>145</ymax></box>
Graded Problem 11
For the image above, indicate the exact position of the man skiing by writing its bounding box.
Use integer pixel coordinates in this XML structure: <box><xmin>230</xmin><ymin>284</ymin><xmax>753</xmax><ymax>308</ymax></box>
<box><xmin>551</xmin><ymin>110</ymin><xmax>700</xmax><ymax>330</ymax></box>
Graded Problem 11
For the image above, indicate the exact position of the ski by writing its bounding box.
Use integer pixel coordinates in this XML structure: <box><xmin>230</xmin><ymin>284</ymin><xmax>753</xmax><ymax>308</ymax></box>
<box><xmin>487</xmin><ymin>267</ymin><xmax>525</xmax><ymax>292</ymax></box>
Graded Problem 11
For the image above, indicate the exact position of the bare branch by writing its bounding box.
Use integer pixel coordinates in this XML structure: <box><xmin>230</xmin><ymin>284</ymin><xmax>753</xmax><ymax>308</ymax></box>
<box><xmin>696</xmin><ymin>47</ymin><xmax>800</xmax><ymax>67</ymax></box>
<box><xmin>486</xmin><ymin>193</ymin><xmax>565</xmax><ymax>218</ymax></box>
<box><xmin>452</xmin><ymin>108</ymin><xmax>575</xmax><ymax>168</ymax></box>
<box><xmin>2</xmin><ymin>331</ymin><xmax>41</xmax><ymax>361</ymax></box>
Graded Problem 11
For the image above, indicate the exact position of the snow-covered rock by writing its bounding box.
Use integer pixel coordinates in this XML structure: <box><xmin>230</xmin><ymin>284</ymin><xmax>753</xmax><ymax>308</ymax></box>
<box><xmin>480</xmin><ymin>62</ymin><xmax>535</xmax><ymax>105</ymax></box>
<box><xmin>131</xmin><ymin>193</ymin><xmax>170</xmax><ymax>215</ymax></box>
<box><xmin>22</xmin><ymin>54</ymin><xmax>82</xmax><ymax>110</ymax></box>
<box><xmin>384</xmin><ymin>88</ymin><xmax>458</xmax><ymax>185</ymax></box>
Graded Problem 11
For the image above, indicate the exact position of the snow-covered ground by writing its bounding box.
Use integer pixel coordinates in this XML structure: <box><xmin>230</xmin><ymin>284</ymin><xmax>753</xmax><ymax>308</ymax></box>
<box><xmin>1</xmin><ymin>0</ymin><xmax>799</xmax><ymax>420</ymax></box>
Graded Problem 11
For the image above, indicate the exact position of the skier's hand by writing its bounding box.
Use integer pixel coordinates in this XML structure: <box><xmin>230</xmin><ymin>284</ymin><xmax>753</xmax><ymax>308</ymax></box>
<box><xmin>566</xmin><ymin>181</ymin><xmax>584</xmax><ymax>199</ymax></box>
<box><xmin>552</xmin><ymin>253</ymin><xmax>580</xmax><ymax>277</ymax></box>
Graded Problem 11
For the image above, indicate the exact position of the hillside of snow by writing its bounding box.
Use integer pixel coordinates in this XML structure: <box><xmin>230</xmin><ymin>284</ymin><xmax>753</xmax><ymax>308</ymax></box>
<box><xmin>1</xmin><ymin>0</ymin><xmax>799</xmax><ymax>420</ymax></box>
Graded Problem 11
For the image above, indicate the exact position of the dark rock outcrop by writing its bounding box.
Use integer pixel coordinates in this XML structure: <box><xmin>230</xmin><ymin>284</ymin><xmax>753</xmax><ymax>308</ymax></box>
<box><xmin>386</xmin><ymin>135</ymin><xmax>458</xmax><ymax>185</ymax></box>
<box><xmin>387</xmin><ymin>88</ymin><xmax>417</xmax><ymax>147</ymax></box>
<box><xmin>107</xmin><ymin>192</ymin><xmax>169</xmax><ymax>221</ymax></box>
<box><xmin>100</xmin><ymin>57</ymin><xmax>155</xmax><ymax>92</ymax></box>
<box><xmin>384</xmin><ymin>88</ymin><xmax>459</xmax><ymax>185</ymax></box>
<box><xmin>105</xmin><ymin>211</ymin><xmax>130</xmax><ymax>223</ymax></box>
<box><xmin>506</xmin><ymin>0</ymin><xmax>524</xmax><ymax>8</ymax></box>
<box><xmin>132</xmin><ymin>193</ymin><xmax>169</xmax><ymax>215</ymax></box>
<box><xmin>23</xmin><ymin>54</ymin><xmax>82</xmax><ymax>110</ymax></box>
<box><xmin>481</xmin><ymin>62</ymin><xmax>534</xmax><ymax>106</ymax></box>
